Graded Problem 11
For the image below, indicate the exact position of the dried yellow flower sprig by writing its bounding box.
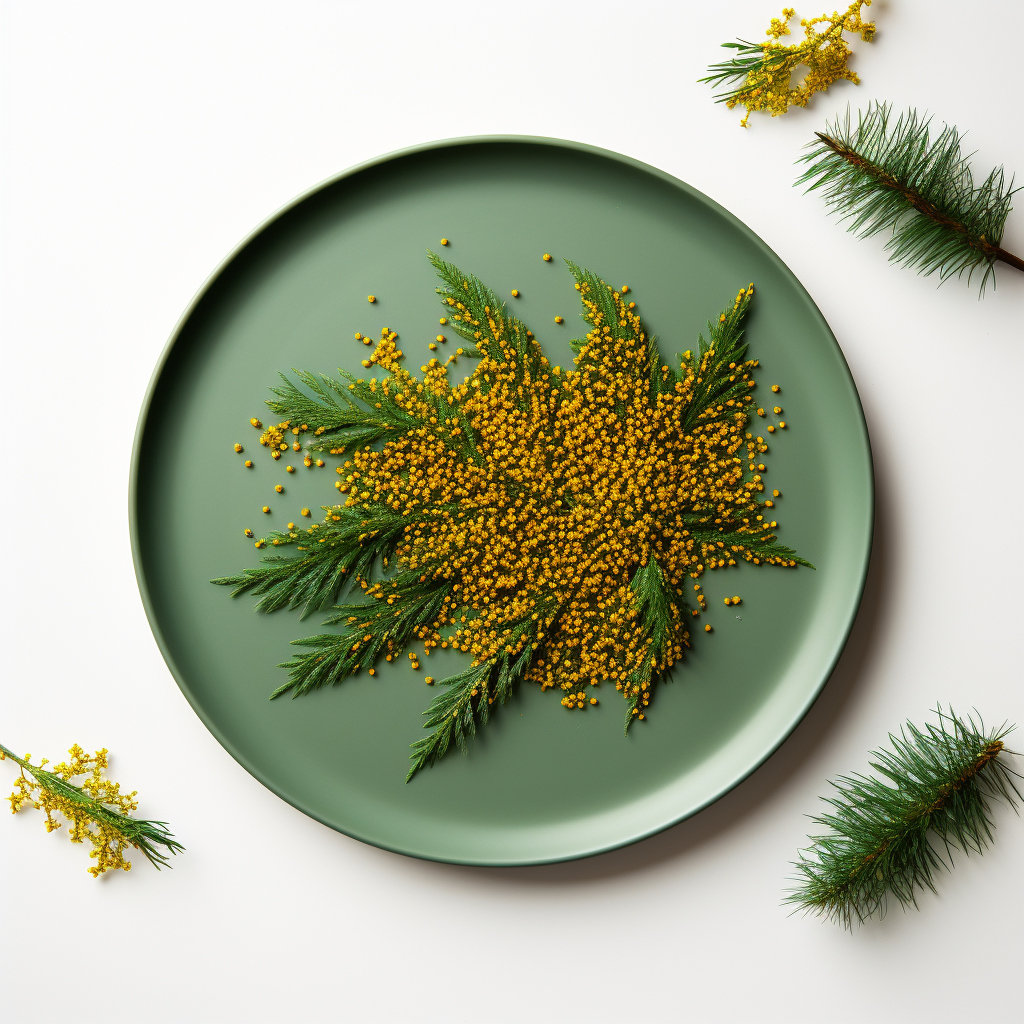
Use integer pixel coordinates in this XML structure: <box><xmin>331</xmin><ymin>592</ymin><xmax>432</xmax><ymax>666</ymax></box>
<box><xmin>1</xmin><ymin>742</ymin><xmax>183</xmax><ymax>876</ymax></box>
<box><xmin>215</xmin><ymin>253</ymin><xmax>811</xmax><ymax>779</ymax></box>
<box><xmin>701</xmin><ymin>3</ymin><xmax>875</xmax><ymax>127</ymax></box>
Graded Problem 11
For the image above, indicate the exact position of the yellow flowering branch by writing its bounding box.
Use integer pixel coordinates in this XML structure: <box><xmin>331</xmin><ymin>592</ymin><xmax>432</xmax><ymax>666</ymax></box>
<box><xmin>1</xmin><ymin>742</ymin><xmax>183</xmax><ymax>876</ymax></box>
<box><xmin>701</xmin><ymin>3</ymin><xmax>875</xmax><ymax>127</ymax></box>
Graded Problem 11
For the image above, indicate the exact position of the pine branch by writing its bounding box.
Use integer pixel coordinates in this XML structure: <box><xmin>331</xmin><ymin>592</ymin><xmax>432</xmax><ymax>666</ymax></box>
<box><xmin>273</xmin><ymin>570</ymin><xmax>452</xmax><ymax>699</ymax></box>
<box><xmin>406</xmin><ymin>616</ymin><xmax>540</xmax><ymax>781</ymax></box>
<box><xmin>622</xmin><ymin>558</ymin><xmax>688</xmax><ymax>732</ymax></box>
<box><xmin>211</xmin><ymin>505</ymin><xmax>410</xmax><ymax>616</ymax></box>
<box><xmin>797</xmin><ymin>102</ymin><xmax>1023</xmax><ymax>294</ymax></box>
<box><xmin>428</xmin><ymin>251</ymin><xmax>544</xmax><ymax>392</ymax></box>
<box><xmin>787</xmin><ymin>707</ymin><xmax>1020</xmax><ymax>927</ymax></box>
<box><xmin>679</xmin><ymin>285</ymin><xmax>757</xmax><ymax>435</ymax></box>
<box><xmin>267</xmin><ymin>368</ymin><xmax>427</xmax><ymax>458</ymax></box>
<box><xmin>688</xmin><ymin>525</ymin><xmax>815</xmax><ymax>570</ymax></box>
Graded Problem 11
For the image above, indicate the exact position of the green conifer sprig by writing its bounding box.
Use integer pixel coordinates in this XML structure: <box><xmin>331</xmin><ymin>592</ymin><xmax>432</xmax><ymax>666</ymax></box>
<box><xmin>787</xmin><ymin>707</ymin><xmax>1020</xmax><ymax>927</ymax></box>
<box><xmin>797</xmin><ymin>102</ymin><xmax>1024</xmax><ymax>294</ymax></box>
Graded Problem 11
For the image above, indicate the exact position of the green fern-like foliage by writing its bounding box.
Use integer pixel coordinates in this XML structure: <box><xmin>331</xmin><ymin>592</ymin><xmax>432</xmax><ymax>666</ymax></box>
<box><xmin>797</xmin><ymin>102</ymin><xmax>1024</xmax><ymax>294</ymax></box>
<box><xmin>215</xmin><ymin>254</ymin><xmax>809</xmax><ymax>780</ymax></box>
<box><xmin>787</xmin><ymin>707</ymin><xmax>1020</xmax><ymax>927</ymax></box>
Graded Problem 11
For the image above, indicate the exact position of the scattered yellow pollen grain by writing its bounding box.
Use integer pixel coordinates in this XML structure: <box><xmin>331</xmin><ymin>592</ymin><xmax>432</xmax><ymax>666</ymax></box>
<box><xmin>255</xmin><ymin>539</ymin><xmax>265</xmax><ymax>548</ymax></box>
<box><xmin>244</xmin><ymin>528</ymin><xmax>253</xmax><ymax>537</ymax></box>
<box><xmin>425</xmin><ymin>676</ymin><xmax>435</xmax><ymax>685</ymax></box>
<box><xmin>774</xmin><ymin>406</ymin><xmax>782</xmax><ymax>414</ymax></box>
<box><xmin>286</xmin><ymin>465</ymin><xmax>295</xmax><ymax>473</ymax></box>
<box><xmin>439</xmin><ymin>317</ymin><xmax>447</xmax><ymax>325</ymax></box>
<box><xmin>234</xmin><ymin>443</ymin><xmax>243</xmax><ymax>453</ymax></box>
<box><xmin>440</xmin><ymin>238</ymin><xmax>449</xmax><ymax>246</ymax></box>
<box><xmin>244</xmin><ymin>460</ymin><xmax>253</xmax><ymax>468</ymax></box>
<box><xmin>773</xmin><ymin>489</ymin><xmax>780</xmax><ymax>497</ymax></box>
<box><xmin>767</xmin><ymin>425</ymin><xmax>775</xmax><ymax>433</ymax></box>
<box><xmin>436</xmin><ymin>335</ymin><xmax>445</xmax><ymax>342</ymax></box>
<box><xmin>355</xmin><ymin>332</ymin><xmax>363</xmax><ymax>340</ymax></box>
<box><xmin>429</xmin><ymin>343</ymin><xmax>437</xmax><ymax>350</ymax></box>
<box><xmin>301</xmin><ymin>507</ymin><xmax>311</xmax><ymax>517</ymax></box>
<box><xmin>542</xmin><ymin>253</ymin><xmax>552</xmax><ymax>261</ymax></box>
<box><xmin>705</xmin><ymin>624</ymin><xmax>713</xmax><ymax>632</ymax></box>
<box><xmin>275</xmin><ymin>484</ymin><xmax>283</xmax><ymax>493</ymax></box>
<box><xmin>262</xmin><ymin>505</ymin><xmax>270</xmax><ymax>513</ymax></box>
<box><xmin>368</xmin><ymin>295</ymin><xmax>376</xmax><ymax>303</ymax></box>
<box><xmin>511</xmin><ymin>289</ymin><xmax>519</xmax><ymax>297</ymax></box>
<box><xmin>779</xmin><ymin>421</ymin><xmax>786</xmax><ymax>429</ymax></box>
<box><xmin>772</xmin><ymin>385</ymin><xmax>780</xmax><ymax>393</ymax></box>
<box><xmin>554</xmin><ymin>316</ymin><xmax>564</xmax><ymax>324</ymax></box>
<box><xmin>621</xmin><ymin>285</ymin><xmax>629</xmax><ymax>293</ymax></box>
<box><xmin>250</xmin><ymin>418</ymin><xmax>262</xmax><ymax>429</ymax></box>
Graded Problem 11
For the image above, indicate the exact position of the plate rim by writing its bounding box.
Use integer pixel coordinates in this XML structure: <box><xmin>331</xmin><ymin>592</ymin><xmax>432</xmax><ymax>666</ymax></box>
<box><xmin>129</xmin><ymin>134</ymin><xmax>874</xmax><ymax>866</ymax></box>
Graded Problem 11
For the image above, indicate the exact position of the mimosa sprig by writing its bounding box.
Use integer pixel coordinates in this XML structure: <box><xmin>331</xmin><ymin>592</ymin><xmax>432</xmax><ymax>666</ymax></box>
<box><xmin>1</xmin><ymin>742</ymin><xmax>183</xmax><ymax>876</ymax></box>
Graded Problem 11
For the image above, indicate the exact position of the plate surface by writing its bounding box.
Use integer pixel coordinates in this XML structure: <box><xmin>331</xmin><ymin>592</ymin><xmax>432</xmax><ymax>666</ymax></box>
<box><xmin>130</xmin><ymin>137</ymin><xmax>872</xmax><ymax>865</ymax></box>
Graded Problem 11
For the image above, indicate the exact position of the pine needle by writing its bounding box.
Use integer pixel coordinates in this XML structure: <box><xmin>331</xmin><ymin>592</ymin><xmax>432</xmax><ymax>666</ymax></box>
<box><xmin>786</xmin><ymin>707</ymin><xmax>1020</xmax><ymax>927</ymax></box>
<box><xmin>797</xmin><ymin>102</ymin><xmax>1024</xmax><ymax>295</ymax></box>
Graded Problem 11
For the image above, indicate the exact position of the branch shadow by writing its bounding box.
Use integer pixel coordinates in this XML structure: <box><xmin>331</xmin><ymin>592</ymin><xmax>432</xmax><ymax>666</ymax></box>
<box><xmin>414</xmin><ymin>403</ymin><xmax>893</xmax><ymax>889</ymax></box>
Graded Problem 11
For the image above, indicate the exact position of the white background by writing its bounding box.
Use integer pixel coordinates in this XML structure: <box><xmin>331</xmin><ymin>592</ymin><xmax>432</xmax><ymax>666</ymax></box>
<box><xmin>2</xmin><ymin>2</ymin><xmax>1021</xmax><ymax>1021</ymax></box>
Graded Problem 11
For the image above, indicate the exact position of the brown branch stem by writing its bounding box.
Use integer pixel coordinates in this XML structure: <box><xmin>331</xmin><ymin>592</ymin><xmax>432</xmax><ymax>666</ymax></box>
<box><xmin>815</xmin><ymin>132</ymin><xmax>1024</xmax><ymax>275</ymax></box>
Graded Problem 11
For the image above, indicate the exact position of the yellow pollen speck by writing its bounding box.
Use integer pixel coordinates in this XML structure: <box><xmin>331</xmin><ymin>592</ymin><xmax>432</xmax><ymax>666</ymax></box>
<box><xmin>440</xmin><ymin>239</ymin><xmax>449</xmax><ymax>246</ymax></box>
<box><xmin>368</xmin><ymin>295</ymin><xmax>376</xmax><ymax>303</ymax></box>
<box><xmin>542</xmin><ymin>253</ymin><xmax>552</xmax><ymax>261</ymax></box>
<box><xmin>511</xmin><ymin>289</ymin><xmax>519</xmax><ymax>297</ymax></box>
<box><xmin>554</xmin><ymin>316</ymin><xmax>564</xmax><ymax>324</ymax></box>
<box><xmin>244</xmin><ymin>460</ymin><xmax>253</xmax><ymax>468</ymax></box>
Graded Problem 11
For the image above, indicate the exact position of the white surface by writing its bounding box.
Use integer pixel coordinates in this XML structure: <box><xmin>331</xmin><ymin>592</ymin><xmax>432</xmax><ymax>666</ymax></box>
<box><xmin>1</xmin><ymin>2</ymin><xmax>1021</xmax><ymax>1020</ymax></box>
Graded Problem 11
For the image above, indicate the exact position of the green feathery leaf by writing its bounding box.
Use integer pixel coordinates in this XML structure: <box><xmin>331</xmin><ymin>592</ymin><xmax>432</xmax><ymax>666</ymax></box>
<box><xmin>787</xmin><ymin>706</ymin><xmax>1020</xmax><ymax>927</ymax></box>
<box><xmin>797</xmin><ymin>102</ymin><xmax>1024</xmax><ymax>295</ymax></box>
<box><xmin>622</xmin><ymin>558</ymin><xmax>688</xmax><ymax>732</ymax></box>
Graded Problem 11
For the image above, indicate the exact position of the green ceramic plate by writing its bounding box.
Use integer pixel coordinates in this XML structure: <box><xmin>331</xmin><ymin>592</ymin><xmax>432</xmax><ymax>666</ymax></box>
<box><xmin>130</xmin><ymin>137</ymin><xmax>872</xmax><ymax>865</ymax></box>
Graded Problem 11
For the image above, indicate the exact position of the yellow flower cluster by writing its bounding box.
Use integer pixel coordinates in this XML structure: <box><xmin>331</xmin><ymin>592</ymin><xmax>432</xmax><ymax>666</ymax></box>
<box><xmin>324</xmin><ymin>277</ymin><xmax>796</xmax><ymax>717</ymax></box>
<box><xmin>730</xmin><ymin>3</ymin><xmax>874</xmax><ymax>127</ymax></box>
<box><xmin>5</xmin><ymin>745</ymin><xmax>141</xmax><ymax>876</ymax></box>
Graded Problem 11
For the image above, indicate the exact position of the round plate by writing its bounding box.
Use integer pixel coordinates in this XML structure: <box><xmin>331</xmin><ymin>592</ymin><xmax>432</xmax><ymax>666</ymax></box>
<box><xmin>130</xmin><ymin>137</ymin><xmax>872</xmax><ymax>865</ymax></box>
